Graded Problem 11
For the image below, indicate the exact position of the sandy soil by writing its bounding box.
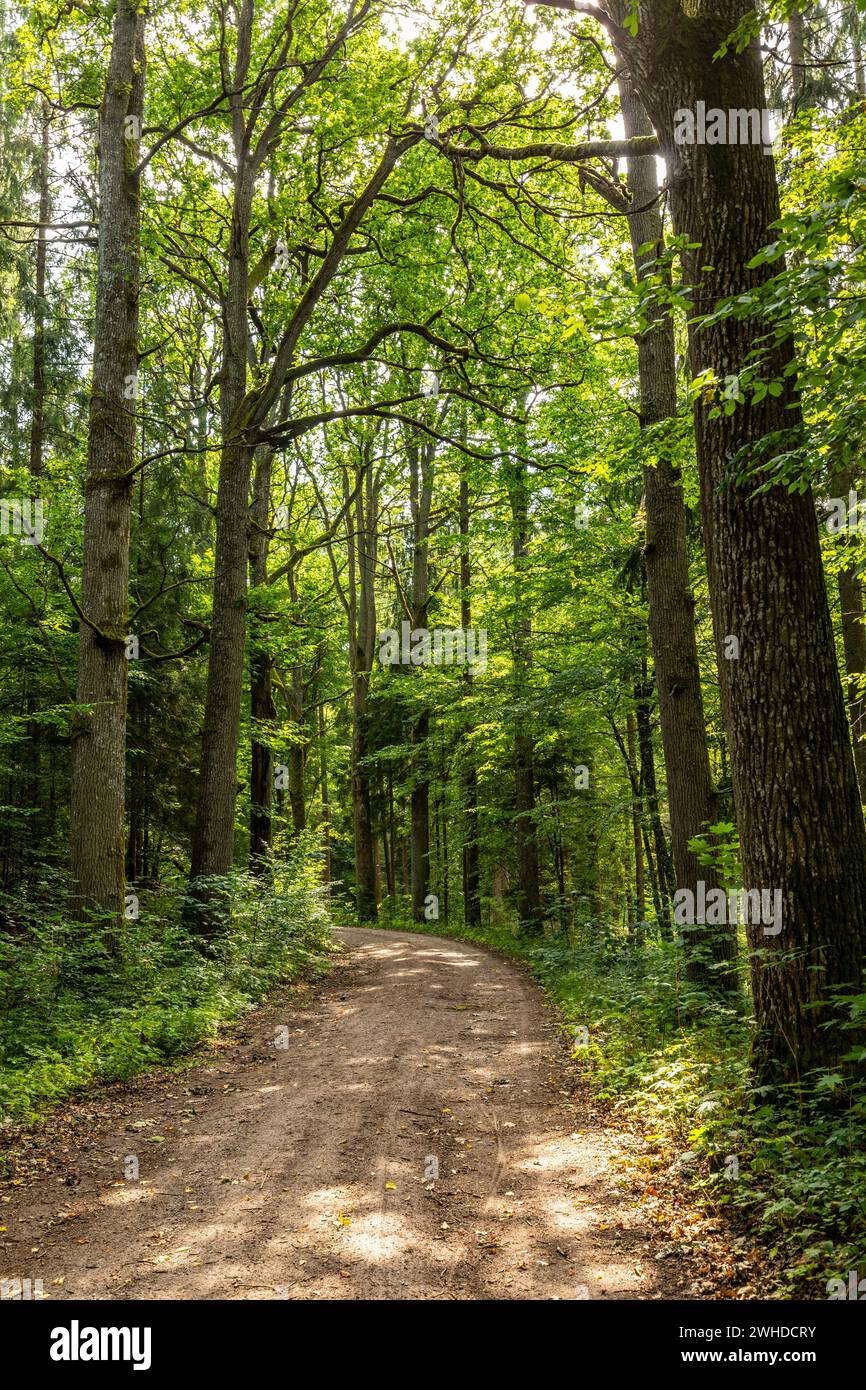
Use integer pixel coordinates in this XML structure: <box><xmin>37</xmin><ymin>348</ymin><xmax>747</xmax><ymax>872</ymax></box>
<box><xmin>0</xmin><ymin>927</ymin><xmax>679</xmax><ymax>1300</ymax></box>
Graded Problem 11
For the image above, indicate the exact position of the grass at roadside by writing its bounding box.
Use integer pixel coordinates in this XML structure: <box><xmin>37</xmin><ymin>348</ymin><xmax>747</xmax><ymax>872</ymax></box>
<box><xmin>0</xmin><ymin>850</ymin><xmax>334</xmax><ymax>1129</ymax></box>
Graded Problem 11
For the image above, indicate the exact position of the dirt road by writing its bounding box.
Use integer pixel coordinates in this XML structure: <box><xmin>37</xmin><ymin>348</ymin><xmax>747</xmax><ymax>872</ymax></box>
<box><xmin>0</xmin><ymin>928</ymin><xmax>674</xmax><ymax>1300</ymax></box>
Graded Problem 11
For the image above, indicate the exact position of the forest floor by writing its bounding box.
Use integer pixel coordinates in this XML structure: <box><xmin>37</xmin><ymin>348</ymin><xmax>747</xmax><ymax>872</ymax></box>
<box><xmin>0</xmin><ymin>928</ymin><xmax>758</xmax><ymax>1300</ymax></box>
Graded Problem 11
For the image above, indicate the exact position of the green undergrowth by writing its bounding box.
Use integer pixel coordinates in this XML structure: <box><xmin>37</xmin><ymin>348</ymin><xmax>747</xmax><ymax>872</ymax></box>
<box><xmin>370</xmin><ymin>902</ymin><xmax>866</xmax><ymax>1298</ymax></box>
<box><xmin>0</xmin><ymin>846</ymin><xmax>334</xmax><ymax>1129</ymax></box>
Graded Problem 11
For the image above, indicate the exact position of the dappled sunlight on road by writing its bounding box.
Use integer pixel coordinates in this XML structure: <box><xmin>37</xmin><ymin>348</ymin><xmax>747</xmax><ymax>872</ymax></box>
<box><xmin>1</xmin><ymin>928</ymin><xmax>665</xmax><ymax>1300</ymax></box>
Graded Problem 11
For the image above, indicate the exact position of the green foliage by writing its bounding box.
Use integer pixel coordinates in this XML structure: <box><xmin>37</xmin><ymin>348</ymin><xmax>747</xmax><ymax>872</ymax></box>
<box><xmin>0</xmin><ymin>848</ymin><xmax>334</xmax><ymax>1125</ymax></box>
<box><xmin>0</xmin><ymin>0</ymin><xmax>863</xmax><ymax>1302</ymax></box>
<box><xmin>688</xmin><ymin>821</ymin><xmax>741</xmax><ymax>887</ymax></box>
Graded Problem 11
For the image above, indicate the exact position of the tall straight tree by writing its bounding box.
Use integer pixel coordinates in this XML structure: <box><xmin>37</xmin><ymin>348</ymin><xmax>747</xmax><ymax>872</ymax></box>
<box><xmin>615</xmin><ymin>60</ymin><xmax>735</xmax><ymax>987</ymax></box>
<box><xmin>406</xmin><ymin>431</ymin><xmax>435</xmax><ymax>923</ymax></box>
<box><xmin>344</xmin><ymin>446</ymin><xmax>380</xmax><ymax>920</ymax></box>
<box><xmin>789</xmin><ymin>0</ymin><xmax>866</xmax><ymax>806</ymax></box>
<box><xmin>248</xmin><ymin>440</ymin><xmax>277</xmax><ymax>868</ymax></box>
<box><xmin>28</xmin><ymin>101</ymin><xmax>50</xmax><ymax>478</ymax></box>
<box><xmin>504</xmin><ymin>441</ymin><xmax>542</xmax><ymax>933</ymax></box>
<box><xmin>320</xmin><ymin>426</ymin><xmax>382</xmax><ymax>921</ymax></box>
<box><xmin>187</xmin><ymin>74</ymin><xmax>412</xmax><ymax>914</ymax></box>
<box><xmin>834</xmin><ymin>466</ymin><xmax>866</xmax><ymax>798</ymax></box>
<box><xmin>524</xmin><ymin>0</ymin><xmax>866</xmax><ymax>1068</ymax></box>
<box><xmin>69</xmin><ymin>0</ymin><xmax>145</xmax><ymax>943</ymax></box>
<box><xmin>776</xmin><ymin>8</ymin><xmax>866</xmax><ymax>803</ymax></box>
<box><xmin>187</xmin><ymin>0</ymin><xmax>379</xmax><ymax>906</ymax></box>
<box><xmin>187</xmin><ymin>0</ymin><xmax>266</xmax><ymax>901</ymax></box>
<box><xmin>459</xmin><ymin>459</ymin><xmax>482</xmax><ymax>926</ymax></box>
<box><xmin>608</xmin><ymin>0</ymin><xmax>866</xmax><ymax>1075</ymax></box>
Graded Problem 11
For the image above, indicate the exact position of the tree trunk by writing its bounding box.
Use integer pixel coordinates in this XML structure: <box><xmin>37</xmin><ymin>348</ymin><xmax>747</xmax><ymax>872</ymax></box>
<box><xmin>440</xmin><ymin>773</ymin><xmax>449</xmax><ymax>920</ymax></box>
<box><xmin>69</xmin><ymin>0</ymin><xmax>145</xmax><ymax>947</ymax></box>
<box><xmin>382</xmin><ymin>771</ymin><xmax>395</xmax><ymax>898</ymax></box>
<box><xmin>788</xmin><ymin>7</ymin><xmax>807</xmax><ymax>106</ymax></box>
<box><xmin>460</xmin><ymin>468</ymin><xmax>482</xmax><ymax>926</ymax></box>
<box><xmin>506</xmin><ymin>446</ymin><xmax>542</xmax><ymax>933</ymax></box>
<box><xmin>28</xmin><ymin>101</ymin><xmax>50</xmax><ymax>478</ymax></box>
<box><xmin>287</xmin><ymin>645</ymin><xmax>307</xmax><ymax>836</ymax></box>
<box><xmin>635</xmin><ymin>667</ymin><xmax>674</xmax><ymax>934</ymax></box>
<box><xmin>187</xmin><ymin>153</ymin><xmax>256</xmax><ymax>914</ymax></box>
<box><xmin>617</xmin><ymin>58</ymin><xmax>734</xmax><ymax>985</ymax></box>
<box><xmin>187</xmin><ymin>429</ymin><xmax>255</xmax><ymax>901</ymax></box>
<box><xmin>832</xmin><ymin>467</ymin><xmax>866</xmax><ymax>799</ymax></box>
<box><xmin>347</xmin><ymin>459</ymin><xmax>378</xmax><ymax>920</ymax></box>
<box><xmin>837</xmin><ymin>565</ymin><xmax>866</xmax><ymax>798</ymax></box>
<box><xmin>408</xmin><ymin>436</ymin><xmax>434</xmax><ymax>922</ymax></box>
<box><xmin>853</xmin><ymin>9</ymin><xmax>866</xmax><ymax>97</ymax></box>
<box><xmin>319</xmin><ymin>700</ymin><xmax>331</xmax><ymax>892</ymax></box>
<box><xmin>249</xmin><ymin>443</ymin><xmax>275</xmax><ymax>869</ymax></box>
<box><xmin>627</xmin><ymin>709</ymin><xmax>645</xmax><ymax>923</ymax></box>
<box><xmin>352</xmin><ymin>683</ymin><xmax>377</xmax><ymax>919</ymax></box>
<box><xmin>624</xmin><ymin>0</ymin><xmax>866</xmax><ymax>1078</ymax></box>
<box><xmin>187</xmin><ymin>92</ymin><xmax>406</xmax><ymax>919</ymax></box>
<box><xmin>642</xmin><ymin>822</ymin><xmax>664</xmax><ymax>933</ymax></box>
<box><xmin>411</xmin><ymin>712</ymin><xmax>431</xmax><ymax>921</ymax></box>
<box><xmin>187</xmin><ymin>2</ymin><xmax>260</xmax><ymax>919</ymax></box>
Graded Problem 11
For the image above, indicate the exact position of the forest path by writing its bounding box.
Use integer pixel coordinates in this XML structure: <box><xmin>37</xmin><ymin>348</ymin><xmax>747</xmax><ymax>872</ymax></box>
<box><xmin>0</xmin><ymin>927</ymin><xmax>673</xmax><ymax>1300</ymax></box>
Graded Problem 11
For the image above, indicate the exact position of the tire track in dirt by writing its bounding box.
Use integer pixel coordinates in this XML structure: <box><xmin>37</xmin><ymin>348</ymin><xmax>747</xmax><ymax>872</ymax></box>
<box><xmin>0</xmin><ymin>928</ymin><xmax>675</xmax><ymax>1300</ymax></box>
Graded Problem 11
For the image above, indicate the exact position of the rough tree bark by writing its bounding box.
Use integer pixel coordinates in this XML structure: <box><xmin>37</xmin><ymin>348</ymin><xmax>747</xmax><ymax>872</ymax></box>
<box><xmin>505</xmin><ymin>446</ymin><xmax>542</xmax><ymax>933</ymax></box>
<box><xmin>69</xmin><ymin>0</ymin><xmax>145</xmax><ymax>946</ymax></box>
<box><xmin>318</xmin><ymin>699</ymin><xmax>331</xmax><ymax>892</ymax></box>
<box><xmin>186</xmin><ymin>47</ymin><xmax>257</xmax><ymax>906</ymax></box>
<box><xmin>28</xmin><ymin>101</ymin><xmax>50</xmax><ymax>478</ymax></box>
<box><xmin>346</xmin><ymin>454</ymin><xmax>379</xmax><ymax>921</ymax></box>
<box><xmin>615</xmin><ymin>57</ymin><xmax>735</xmax><ymax>985</ymax></box>
<box><xmin>838</xmin><ymin>557</ymin><xmax>866</xmax><ymax>799</ymax></box>
<box><xmin>635</xmin><ymin>666</ymin><xmax>675</xmax><ymax>932</ymax></box>
<box><xmin>284</xmin><ymin>611</ymin><xmax>308</xmax><ymax>838</ymax></box>
<box><xmin>852</xmin><ymin>4</ymin><xmax>866</xmax><ymax>97</ymax></box>
<box><xmin>460</xmin><ymin>464</ymin><xmax>482</xmax><ymax>926</ymax></box>
<box><xmin>187</xmin><ymin>3</ymin><xmax>388</xmax><ymax>920</ymax></box>
<box><xmin>617</xmin><ymin>0</ymin><xmax>866</xmax><ymax>1078</ymax></box>
<box><xmin>788</xmin><ymin>6</ymin><xmax>807</xmax><ymax>106</ymax></box>
<box><xmin>626</xmin><ymin>709</ymin><xmax>646</xmax><ymax>923</ymax></box>
<box><xmin>249</xmin><ymin>441</ymin><xmax>276</xmax><ymax>869</ymax></box>
<box><xmin>407</xmin><ymin>434</ymin><xmax>435</xmax><ymax>923</ymax></box>
<box><xmin>831</xmin><ymin>467</ymin><xmax>866</xmax><ymax>799</ymax></box>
